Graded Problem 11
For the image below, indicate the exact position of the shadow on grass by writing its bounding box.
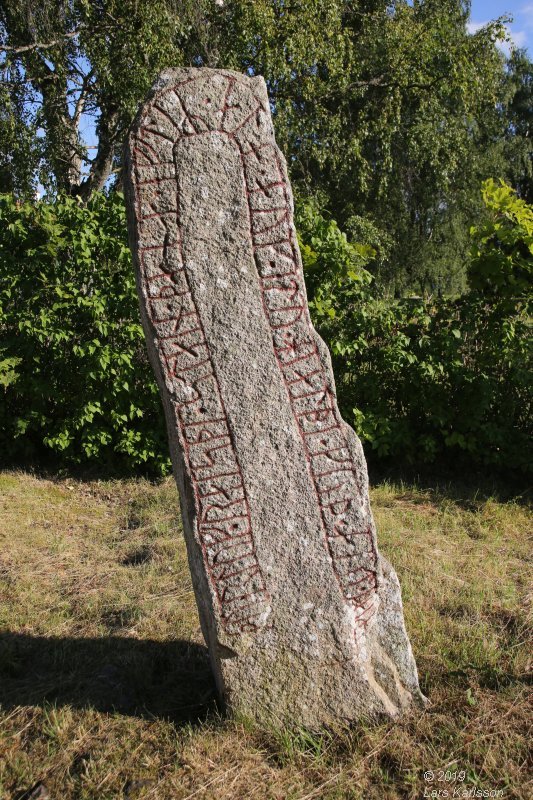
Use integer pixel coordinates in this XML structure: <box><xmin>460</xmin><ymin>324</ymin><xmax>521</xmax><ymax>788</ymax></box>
<box><xmin>3</xmin><ymin>456</ymin><xmax>530</xmax><ymax>508</ymax></box>
<box><xmin>0</xmin><ymin>633</ymin><xmax>217</xmax><ymax>725</ymax></box>
<box><xmin>368</xmin><ymin>461</ymin><xmax>532</xmax><ymax>507</ymax></box>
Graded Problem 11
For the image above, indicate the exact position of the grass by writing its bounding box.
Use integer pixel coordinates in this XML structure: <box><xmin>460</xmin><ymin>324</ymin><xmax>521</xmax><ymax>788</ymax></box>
<box><xmin>0</xmin><ymin>471</ymin><xmax>531</xmax><ymax>799</ymax></box>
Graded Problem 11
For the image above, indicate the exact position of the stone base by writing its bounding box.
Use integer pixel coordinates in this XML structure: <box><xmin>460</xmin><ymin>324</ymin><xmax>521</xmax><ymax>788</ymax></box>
<box><xmin>214</xmin><ymin>557</ymin><xmax>426</xmax><ymax>728</ymax></box>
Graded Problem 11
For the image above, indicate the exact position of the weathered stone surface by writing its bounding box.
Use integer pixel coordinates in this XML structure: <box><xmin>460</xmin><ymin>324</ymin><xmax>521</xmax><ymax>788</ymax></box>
<box><xmin>125</xmin><ymin>68</ymin><xmax>425</xmax><ymax>727</ymax></box>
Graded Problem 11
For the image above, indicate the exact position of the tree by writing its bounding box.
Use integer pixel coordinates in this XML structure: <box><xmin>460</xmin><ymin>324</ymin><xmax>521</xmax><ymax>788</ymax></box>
<box><xmin>0</xmin><ymin>0</ymin><xmax>525</xmax><ymax>295</ymax></box>
<box><xmin>0</xmin><ymin>0</ymin><xmax>184</xmax><ymax>198</ymax></box>
<box><xmin>273</xmin><ymin>0</ymin><xmax>510</xmax><ymax>294</ymax></box>
<box><xmin>0</xmin><ymin>57</ymin><xmax>40</xmax><ymax>197</ymax></box>
<box><xmin>502</xmin><ymin>48</ymin><xmax>533</xmax><ymax>203</ymax></box>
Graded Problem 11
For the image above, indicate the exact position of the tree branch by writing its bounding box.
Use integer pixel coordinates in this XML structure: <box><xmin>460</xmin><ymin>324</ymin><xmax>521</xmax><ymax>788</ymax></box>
<box><xmin>73</xmin><ymin>69</ymin><xmax>94</xmax><ymax>131</ymax></box>
<box><xmin>318</xmin><ymin>72</ymin><xmax>450</xmax><ymax>100</ymax></box>
<box><xmin>0</xmin><ymin>28</ymin><xmax>84</xmax><ymax>55</ymax></box>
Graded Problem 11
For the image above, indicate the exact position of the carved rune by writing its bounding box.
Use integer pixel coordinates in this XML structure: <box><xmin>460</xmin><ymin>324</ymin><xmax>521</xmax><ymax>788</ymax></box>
<box><xmin>129</xmin><ymin>72</ymin><xmax>379</xmax><ymax>633</ymax></box>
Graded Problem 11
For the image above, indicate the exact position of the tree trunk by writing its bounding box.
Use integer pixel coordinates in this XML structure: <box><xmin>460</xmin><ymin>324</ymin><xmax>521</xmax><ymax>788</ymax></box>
<box><xmin>77</xmin><ymin>109</ymin><xmax>119</xmax><ymax>201</ymax></box>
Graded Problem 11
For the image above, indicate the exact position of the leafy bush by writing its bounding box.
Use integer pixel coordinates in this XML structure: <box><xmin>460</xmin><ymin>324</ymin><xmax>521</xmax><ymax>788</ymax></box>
<box><xmin>468</xmin><ymin>178</ymin><xmax>533</xmax><ymax>298</ymax></box>
<box><xmin>0</xmin><ymin>192</ymin><xmax>169</xmax><ymax>473</ymax></box>
<box><xmin>298</xmin><ymin>192</ymin><xmax>532</xmax><ymax>473</ymax></box>
<box><xmin>295</xmin><ymin>198</ymin><xmax>375</xmax><ymax>318</ymax></box>
<box><xmin>1</xmin><ymin>188</ymin><xmax>530</xmax><ymax>476</ymax></box>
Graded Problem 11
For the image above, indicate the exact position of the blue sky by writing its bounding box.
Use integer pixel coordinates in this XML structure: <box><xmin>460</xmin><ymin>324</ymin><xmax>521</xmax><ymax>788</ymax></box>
<box><xmin>469</xmin><ymin>1</ymin><xmax>532</xmax><ymax>53</ymax></box>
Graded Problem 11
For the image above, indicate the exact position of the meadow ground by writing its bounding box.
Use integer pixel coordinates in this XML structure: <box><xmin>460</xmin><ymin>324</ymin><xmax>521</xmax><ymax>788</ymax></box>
<box><xmin>0</xmin><ymin>471</ymin><xmax>531</xmax><ymax>799</ymax></box>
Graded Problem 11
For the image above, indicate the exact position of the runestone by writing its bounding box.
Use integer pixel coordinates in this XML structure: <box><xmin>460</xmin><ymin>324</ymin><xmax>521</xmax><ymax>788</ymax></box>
<box><xmin>125</xmin><ymin>68</ymin><xmax>425</xmax><ymax>726</ymax></box>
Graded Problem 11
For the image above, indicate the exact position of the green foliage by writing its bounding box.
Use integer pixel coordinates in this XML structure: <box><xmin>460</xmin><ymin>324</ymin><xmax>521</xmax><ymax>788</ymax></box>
<box><xmin>277</xmin><ymin>0</ymin><xmax>511</xmax><ymax>293</ymax></box>
<box><xmin>0</xmin><ymin>192</ymin><xmax>169</xmax><ymax>473</ymax></box>
<box><xmin>0</xmin><ymin>352</ymin><xmax>21</xmax><ymax>389</ymax></box>
<box><xmin>299</xmin><ymin>198</ymin><xmax>532</xmax><ymax>473</ymax></box>
<box><xmin>0</xmin><ymin>63</ymin><xmax>40</xmax><ymax>198</ymax></box>
<box><xmin>295</xmin><ymin>200</ymin><xmax>374</xmax><ymax>323</ymax></box>
<box><xmin>468</xmin><ymin>179</ymin><xmax>533</xmax><ymax>298</ymax></box>
<box><xmin>502</xmin><ymin>49</ymin><xmax>533</xmax><ymax>204</ymax></box>
<box><xmin>2</xmin><ymin>1</ymin><xmax>530</xmax><ymax>295</ymax></box>
<box><xmin>1</xmin><ymin>190</ymin><xmax>530</xmax><ymax>476</ymax></box>
<box><xmin>343</xmin><ymin>296</ymin><xmax>530</xmax><ymax>471</ymax></box>
<box><xmin>0</xmin><ymin>0</ymin><xmax>186</xmax><ymax>198</ymax></box>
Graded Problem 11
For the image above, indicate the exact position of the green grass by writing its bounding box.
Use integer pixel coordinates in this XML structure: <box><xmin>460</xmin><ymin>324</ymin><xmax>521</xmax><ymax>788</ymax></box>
<box><xmin>0</xmin><ymin>471</ymin><xmax>531</xmax><ymax>799</ymax></box>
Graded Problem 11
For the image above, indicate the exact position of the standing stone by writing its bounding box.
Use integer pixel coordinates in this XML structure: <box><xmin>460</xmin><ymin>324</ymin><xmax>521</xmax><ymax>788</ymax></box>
<box><xmin>124</xmin><ymin>68</ymin><xmax>425</xmax><ymax>727</ymax></box>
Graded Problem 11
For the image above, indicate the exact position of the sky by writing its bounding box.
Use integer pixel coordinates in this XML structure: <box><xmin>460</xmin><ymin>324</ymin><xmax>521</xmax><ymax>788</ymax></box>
<box><xmin>469</xmin><ymin>1</ymin><xmax>533</xmax><ymax>54</ymax></box>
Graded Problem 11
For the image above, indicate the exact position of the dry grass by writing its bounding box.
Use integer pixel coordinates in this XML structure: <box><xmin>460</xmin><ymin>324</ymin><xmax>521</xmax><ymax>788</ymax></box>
<box><xmin>0</xmin><ymin>471</ymin><xmax>531</xmax><ymax>799</ymax></box>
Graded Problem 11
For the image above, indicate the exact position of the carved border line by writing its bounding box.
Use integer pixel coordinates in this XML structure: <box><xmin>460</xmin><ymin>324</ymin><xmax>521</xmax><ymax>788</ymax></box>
<box><xmin>132</xmin><ymin>72</ymin><xmax>379</xmax><ymax>631</ymax></box>
<box><xmin>235</xmin><ymin>139</ymin><xmax>379</xmax><ymax>629</ymax></box>
<box><xmin>130</xmin><ymin>78</ymin><xmax>271</xmax><ymax>635</ymax></box>
<box><xmin>216</xmin><ymin>78</ymin><xmax>379</xmax><ymax>628</ymax></box>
